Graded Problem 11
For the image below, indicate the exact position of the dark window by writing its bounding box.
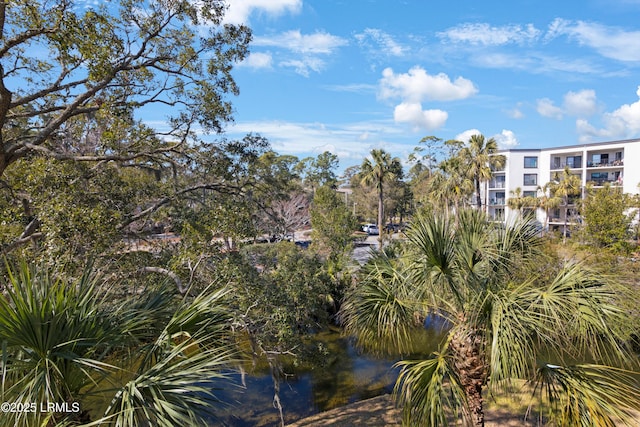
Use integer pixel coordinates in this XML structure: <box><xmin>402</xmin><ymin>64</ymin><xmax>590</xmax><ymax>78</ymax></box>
<box><xmin>524</xmin><ymin>156</ymin><xmax>538</xmax><ymax>168</ymax></box>
<box><xmin>566</xmin><ymin>156</ymin><xmax>582</xmax><ymax>168</ymax></box>
<box><xmin>523</xmin><ymin>174</ymin><xmax>537</xmax><ymax>186</ymax></box>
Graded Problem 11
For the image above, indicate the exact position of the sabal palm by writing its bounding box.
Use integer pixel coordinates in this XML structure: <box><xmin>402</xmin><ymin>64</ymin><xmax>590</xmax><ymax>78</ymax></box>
<box><xmin>361</xmin><ymin>148</ymin><xmax>402</xmax><ymax>249</ymax></box>
<box><xmin>0</xmin><ymin>262</ymin><xmax>237</xmax><ymax>427</ymax></box>
<box><xmin>428</xmin><ymin>157</ymin><xmax>474</xmax><ymax>212</ymax></box>
<box><xmin>549</xmin><ymin>166</ymin><xmax>582</xmax><ymax>240</ymax></box>
<box><xmin>538</xmin><ymin>183</ymin><xmax>562</xmax><ymax>233</ymax></box>
<box><xmin>507</xmin><ymin>187</ymin><xmax>527</xmax><ymax>212</ymax></box>
<box><xmin>341</xmin><ymin>209</ymin><xmax>639</xmax><ymax>427</ymax></box>
<box><xmin>461</xmin><ymin>134</ymin><xmax>504</xmax><ymax>209</ymax></box>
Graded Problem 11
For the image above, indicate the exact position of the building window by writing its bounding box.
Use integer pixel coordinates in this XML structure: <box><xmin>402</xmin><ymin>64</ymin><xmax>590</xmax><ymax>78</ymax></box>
<box><xmin>491</xmin><ymin>192</ymin><xmax>505</xmax><ymax>205</ymax></box>
<box><xmin>523</xmin><ymin>191</ymin><xmax>537</xmax><ymax>198</ymax></box>
<box><xmin>566</xmin><ymin>155</ymin><xmax>582</xmax><ymax>168</ymax></box>
<box><xmin>523</xmin><ymin>174</ymin><xmax>537</xmax><ymax>186</ymax></box>
<box><xmin>524</xmin><ymin>156</ymin><xmax>538</xmax><ymax>168</ymax></box>
<box><xmin>552</xmin><ymin>156</ymin><xmax>561</xmax><ymax>169</ymax></box>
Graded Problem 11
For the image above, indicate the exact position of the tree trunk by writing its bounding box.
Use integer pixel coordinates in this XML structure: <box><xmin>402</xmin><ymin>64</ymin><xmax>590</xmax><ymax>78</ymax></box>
<box><xmin>450</xmin><ymin>328</ymin><xmax>486</xmax><ymax>427</ymax></box>
<box><xmin>377</xmin><ymin>185</ymin><xmax>383</xmax><ymax>250</ymax></box>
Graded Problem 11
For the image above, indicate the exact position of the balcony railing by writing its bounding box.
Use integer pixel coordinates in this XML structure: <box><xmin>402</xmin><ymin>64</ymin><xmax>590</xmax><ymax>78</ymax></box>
<box><xmin>587</xmin><ymin>179</ymin><xmax>623</xmax><ymax>186</ymax></box>
<box><xmin>586</xmin><ymin>160</ymin><xmax>624</xmax><ymax>168</ymax></box>
<box><xmin>551</xmin><ymin>162</ymin><xmax>582</xmax><ymax>169</ymax></box>
<box><xmin>488</xmin><ymin>181</ymin><xmax>505</xmax><ymax>189</ymax></box>
<box><xmin>489</xmin><ymin>199</ymin><xmax>505</xmax><ymax>205</ymax></box>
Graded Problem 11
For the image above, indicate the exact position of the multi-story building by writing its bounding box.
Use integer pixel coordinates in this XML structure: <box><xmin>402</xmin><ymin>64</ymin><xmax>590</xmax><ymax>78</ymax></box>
<box><xmin>485</xmin><ymin>138</ymin><xmax>640</xmax><ymax>232</ymax></box>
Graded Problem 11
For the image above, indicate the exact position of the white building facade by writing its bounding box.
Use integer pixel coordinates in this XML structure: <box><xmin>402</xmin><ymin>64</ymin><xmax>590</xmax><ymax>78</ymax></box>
<box><xmin>485</xmin><ymin>138</ymin><xmax>640</xmax><ymax>232</ymax></box>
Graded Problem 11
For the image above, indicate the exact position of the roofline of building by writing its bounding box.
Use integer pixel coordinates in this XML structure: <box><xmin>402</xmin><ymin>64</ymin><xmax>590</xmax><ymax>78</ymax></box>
<box><xmin>498</xmin><ymin>137</ymin><xmax>640</xmax><ymax>154</ymax></box>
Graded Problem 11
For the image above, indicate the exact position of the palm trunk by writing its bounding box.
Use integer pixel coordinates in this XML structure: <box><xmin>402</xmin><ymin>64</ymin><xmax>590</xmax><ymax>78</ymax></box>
<box><xmin>450</xmin><ymin>328</ymin><xmax>486</xmax><ymax>427</ymax></box>
<box><xmin>377</xmin><ymin>185</ymin><xmax>383</xmax><ymax>249</ymax></box>
<box><xmin>563</xmin><ymin>197</ymin><xmax>568</xmax><ymax>243</ymax></box>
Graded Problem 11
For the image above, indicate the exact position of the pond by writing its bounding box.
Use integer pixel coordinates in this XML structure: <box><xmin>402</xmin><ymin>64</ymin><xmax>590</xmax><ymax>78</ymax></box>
<box><xmin>209</xmin><ymin>321</ymin><xmax>448</xmax><ymax>426</ymax></box>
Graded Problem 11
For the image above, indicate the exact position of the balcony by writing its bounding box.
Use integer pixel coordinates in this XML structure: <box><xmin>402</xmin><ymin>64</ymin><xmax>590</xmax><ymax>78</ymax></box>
<box><xmin>488</xmin><ymin>181</ymin><xmax>505</xmax><ymax>189</ymax></box>
<box><xmin>587</xmin><ymin>179</ymin><xmax>623</xmax><ymax>186</ymax></box>
<box><xmin>489</xmin><ymin>198</ymin><xmax>505</xmax><ymax>206</ymax></box>
<box><xmin>551</xmin><ymin>161</ymin><xmax>582</xmax><ymax>170</ymax></box>
<box><xmin>586</xmin><ymin>160</ymin><xmax>623</xmax><ymax>168</ymax></box>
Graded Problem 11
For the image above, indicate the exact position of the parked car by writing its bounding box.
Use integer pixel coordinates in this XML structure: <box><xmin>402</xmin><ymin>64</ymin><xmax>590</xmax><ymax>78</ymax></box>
<box><xmin>361</xmin><ymin>223</ymin><xmax>376</xmax><ymax>233</ymax></box>
<box><xmin>367</xmin><ymin>225</ymin><xmax>379</xmax><ymax>235</ymax></box>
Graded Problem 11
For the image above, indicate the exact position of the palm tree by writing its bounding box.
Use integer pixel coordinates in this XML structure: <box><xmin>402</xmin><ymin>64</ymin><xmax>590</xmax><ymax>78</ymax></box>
<box><xmin>427</xmin><ymin>156</ymin><xmax>474</xmax><ymax>212</ymax></box>
<box><xmin>507</xmin><ymin>187</ymin><xmax>527</xmax><ymax>213</ymax></box>
<box><xmin>341</xmin><ymin>209</ymin><xmax>639</xmax><ymax>427</ymax></box>
<box><xmin>0</xmin><ymin>261</ymin><xmax>238</xmax><ymax>427</ymax></box>
<box><xmin>461</xmin><ymin>134</ymin><xmax>505</xmax><ymax>209</ymax></box>
<box><xmin>537</xmin><ymin>183</ymin><xmax>562</xmax><ymax>234</ymax></box>
<box><xmin>549</xmin><ymin>166</ymin><xmax>582</xmax><ymax>241</ymax></box>
<box><xmin>360</xmin><ymin>149</ymin><xmax>402</xmax><ymax>249</ymax></box>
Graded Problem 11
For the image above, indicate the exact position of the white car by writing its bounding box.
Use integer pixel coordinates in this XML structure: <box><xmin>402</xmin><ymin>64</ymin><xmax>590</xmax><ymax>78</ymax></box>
<box><xmin>362</xmin><ymin>224</ymin><xmax>379</xmax><ymax>235</ymax></box>
<box><xmin>362</xmin><ymin>223</ymin><xmax>376</xmax><ymax>233</ymax></box>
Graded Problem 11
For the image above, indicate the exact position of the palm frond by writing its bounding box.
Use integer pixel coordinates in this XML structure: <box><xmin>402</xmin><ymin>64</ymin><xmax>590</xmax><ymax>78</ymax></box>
<box><xmin>394</xmin><ymin>350</ymin><xmax>466</xmax><ymax>427</ymax></box>
<box><xmin>488</xmin><ymin>285</ymin><xmax>538</xmax><ymax>384</ymax></box>
<box><xmin>530</xmin><ymin>364</ymin><xmax>640</xmax><ymax>427</ymax></box>
<box><xmin>341</xmin><ymin>256</ymin><xmax>417</xmax><ymax>355</ymax></box>
<box><xmin>520</xmin><ymin>262</ymin><xmax>633</xmax><ymax>366</ymax></box>
<box><xmin>405</xmin><ymin>212</ymin><xmax>464</xmax><ymax>312</ymax></box>
<box><xmin>99</xmin><ymin>342</ymin><xmax>237</xmax><ymax>427</ymax></box>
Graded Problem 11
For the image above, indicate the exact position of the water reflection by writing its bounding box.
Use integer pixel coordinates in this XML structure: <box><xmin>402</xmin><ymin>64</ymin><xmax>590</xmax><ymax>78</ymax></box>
<box><xmin>209</xmin><ymin>326</ymin><xmax>447</xmax><ymax>427</ymax></box>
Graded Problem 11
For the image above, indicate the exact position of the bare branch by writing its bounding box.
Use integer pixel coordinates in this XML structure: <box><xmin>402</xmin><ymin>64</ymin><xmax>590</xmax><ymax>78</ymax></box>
<box><xmin>137</xmin><ymin>266</ymin><xmax>186</xmax><ymax>294</ymax></box>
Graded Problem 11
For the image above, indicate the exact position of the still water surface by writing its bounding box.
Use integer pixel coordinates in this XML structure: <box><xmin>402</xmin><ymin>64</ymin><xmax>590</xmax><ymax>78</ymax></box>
<box><xmin>209</xmin><ymin>321</ymin><xmax>448</xmax><ymax>426</ymax></box>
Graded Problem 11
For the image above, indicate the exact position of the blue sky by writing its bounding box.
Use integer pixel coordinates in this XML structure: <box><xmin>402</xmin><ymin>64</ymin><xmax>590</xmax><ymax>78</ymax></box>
<box><xmin>221</xmin><ymin>0</ymin><xmax>640</xmax><ymax>171</ymax></box>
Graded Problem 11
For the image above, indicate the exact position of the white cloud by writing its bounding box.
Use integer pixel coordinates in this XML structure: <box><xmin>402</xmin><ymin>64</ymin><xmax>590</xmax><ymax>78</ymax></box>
<box><xmin>508</xmin><ymin>107</ymin><xmax>524</xmax><ymax>119</ymax></box>
<box><xmin>280</xmin><ymin>57</ymin><xmax>325</xmax><ymax>77</ymax></box>
<box><xmin>250</xmin><ymin>30</ymin><xmax>347</xmax><ymax>76</ymax></box>
<box><xmin>455</xmin><ymin>129</ymin><xmax>482</xmax><ymax>143</ymax></box>
<box><xmin>547</xmin><ymin>19</ymin><xmax>640</xmax><ymax>62</ymax></box>
<box><xmin>455</xmin><ymin>129</ymin><xmax>519</xmax><ymax>148</ymax></box>
<box><xmin>379</xmin><ymin>66</ymin><xmax>478</xmax><ymax>102</ymax></box>
<box><xmin>473</xmin><ymin>52</ymin><xmax>601</xmax><ymax>75</ymax></box>
<box><xmin>439</xmin><ymin>23</ymin><xmax>541</xmax><ymax>46</ymax></box>
<box><xmin>253</xmin><ymin>30</ymin><xmax>348</xmax><ymax>54</ymax></box>
<box><xmin>494</xmin><ymin>129</ymin><xmax>519</xmax><ymax>148</ymax></box>
<box><xmin>563</xmin><ymin>89</ymin><xmax>597</xmax><ymax>116</ymax></box>
<box><xmin>577</xmin><ymin>86</ymin><xmax>640</xmax><ymax>141</ymax></box>
<box><xmin>355</xmin><ymin>28</ymin><xmax>408</xmax><ymax>56</ymax></box>
<box><xmin>323</xmin><ymin>83</ymin><xmax>377</xmax><ymax>93</ymax></box>
<box><xmin>226</xmin><ymin>119</ymin><xmax>410</xmax><ymax>163</ymax></box>
<box><xmin>377</xmin><ymin>66</ymin><xmax>476</xmax><ymax>131</ymax></box>
<box><xmin>224</xmin><ymin>0</ymin><xmax>302</xmax><ymax>24</ymax></box>
<box><xmin>536</xmin><ymin>98</ymin><xmax>564</xmax><ymax>119</ymax></box>
<box><xmin>536</xmin><ymin>89</ymin><xmax>598</xmax><ymax>122</ymax></box>
<box><xmin>239</xmin><ymin>52</ymin><xmax>273</xmax><ymax>69</ymax></box>
<box><xmin>393</xmin><ymin>102</ymin><xmax>448</xmax><ymax>130</ymax></box>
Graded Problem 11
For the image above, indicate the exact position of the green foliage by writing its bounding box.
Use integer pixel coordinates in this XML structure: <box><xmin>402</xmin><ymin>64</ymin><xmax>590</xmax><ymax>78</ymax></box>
<box><xmin>580</xmin><ymin>185</ymin><xmax>634</xmax><ymax>251</ymax></box>
<box><xmin>462</xmin><ymin>134</ymin><xmax>504</xmax><ymax>208</ymax></box>
<box><xmin>0</xmin><ymin>0</ymin><xmax>261</xmax><ymax>273</ymax></box>
<box><xmin>341</xmin><ymin>209</ymin><xmax>640</xmax><ymax>427</ymax></box>
<box><xmin>0</xmin><ymin>260</ymin><xmax>238</xmax><ymax>426</ymax></box>
<box><xmin>360</xmin><ymin>149</ymin><xmax>403</xmax><ymax>248</ymax></box>
<box><xmin>310</xmin><ymin>185</ymin><xmax>358</xmax><ymax>272</ymax></box>
<box><xmin>296</xmin><ymin>151</ymin><xmax>339</xmax><ymax>189</ymax></box>
<box><xmin>233</xmin><ymin>243</ymin><xmax>335</xmax><ymax>352</ymax></box>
